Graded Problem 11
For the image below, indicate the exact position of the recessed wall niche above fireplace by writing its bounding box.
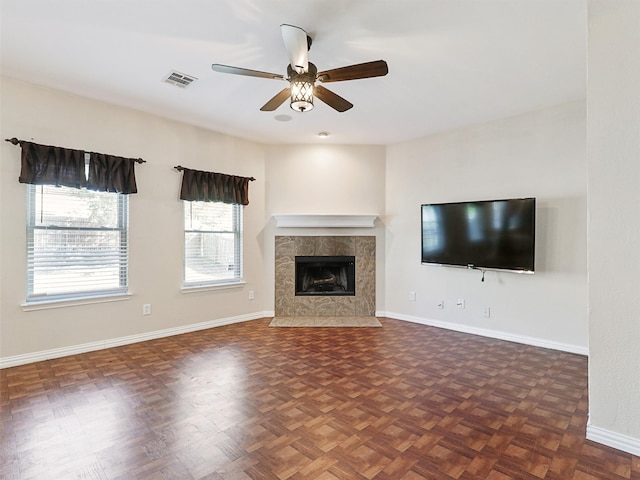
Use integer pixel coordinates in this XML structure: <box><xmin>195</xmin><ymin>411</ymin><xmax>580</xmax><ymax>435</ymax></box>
<box><xmin>275</xmin><ymin>236</ymin><xmax>375</xmax><ymax>318</ymax></box>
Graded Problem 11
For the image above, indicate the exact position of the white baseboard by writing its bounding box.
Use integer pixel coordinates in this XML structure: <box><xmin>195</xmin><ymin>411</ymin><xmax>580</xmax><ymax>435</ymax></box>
<box><xmin>587</xmin><ymin>424</ymin><xmax>640</xmax><ymax>456</ymax></box>
<box><xmin>0</xmin><ymin>311</ymin><xmax>272</xmax><ymax>369</ymax></box>
<box><xmin>379</xmin><ymin>311</ymin><xmax>589</xmax><ymax>356</ymax></box>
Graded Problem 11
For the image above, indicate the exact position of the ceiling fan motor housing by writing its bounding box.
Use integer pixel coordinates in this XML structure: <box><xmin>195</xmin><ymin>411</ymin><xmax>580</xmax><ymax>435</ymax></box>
<box><xmin>287</xmin><ymin>62</ymin><xmax>317</xmax><ymax>83</ymax></box>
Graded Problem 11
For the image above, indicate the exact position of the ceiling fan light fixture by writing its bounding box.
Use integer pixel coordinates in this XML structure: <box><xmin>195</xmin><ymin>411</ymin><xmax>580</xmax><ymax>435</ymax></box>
<box><xmin>288</xmin><ymin>63</ymin><xmax>317</xmax><ymax>112</ymax></box>
<box><xmin>290</xmin><ymin>80</ymin><xmax>314</xmax><ymax>112</ymax></box>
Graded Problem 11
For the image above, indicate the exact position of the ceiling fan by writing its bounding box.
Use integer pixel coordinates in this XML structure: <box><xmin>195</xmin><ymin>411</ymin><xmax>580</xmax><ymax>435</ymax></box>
<box><xmin>211</xmin><ymin>24</ymin><xmax>388</xmax><ymax>113</ymax></box>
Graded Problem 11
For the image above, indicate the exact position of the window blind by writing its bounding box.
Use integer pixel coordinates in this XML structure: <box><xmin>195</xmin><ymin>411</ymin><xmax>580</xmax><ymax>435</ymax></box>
<box><xmin>184</xmin><ymin>201</ymin><xmax>242</xmax><ymax>286</ymax></box>
<box><xmin>26</xmin><ymin>183</ymin><xmax>128</xmax><ymax>301</ymax></box>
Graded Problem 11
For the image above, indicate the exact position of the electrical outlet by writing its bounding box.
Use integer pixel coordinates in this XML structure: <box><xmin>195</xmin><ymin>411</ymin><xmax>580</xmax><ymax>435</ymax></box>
<box><xmin>143</xmin><ymin>304</ymin><xmax>151</xmax><ymax>315</ymax></box>
<box><xmin>457</xmin><ymin>298</ymin><xmax>465</xmax><ymax>309</ymax></box>
<box><xmin>483</xmin><ymin>306</ymin><xmax>491</xmax><ymax>318</ymax></box>
<box><xmin>248</xmin><ymin>291</ymin><xmax>255</xmax><ymax>300</ymax></box>
<box><xmin>437</xmin><ymin>300</ymin><xmax>445</xmax><ymax>309</ymax></box>
<box><xmin>409</xmin><ymin>291</ymin><xmax>416</xmax><ymax>301</ymax></box>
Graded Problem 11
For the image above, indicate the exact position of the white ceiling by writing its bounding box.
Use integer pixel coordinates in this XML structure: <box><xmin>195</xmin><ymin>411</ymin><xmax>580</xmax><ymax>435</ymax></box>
<box><xmin>1</xmin><ymin>0</ymin><xmax>586</xmax><ymax>145</ymax></box>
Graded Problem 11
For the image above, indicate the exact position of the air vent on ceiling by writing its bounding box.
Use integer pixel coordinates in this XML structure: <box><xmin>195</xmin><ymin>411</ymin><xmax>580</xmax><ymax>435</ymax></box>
<box><xmin>164</xmin><ymin>71</ymin><xmax>197</xmax><ymax>88</ymax></box>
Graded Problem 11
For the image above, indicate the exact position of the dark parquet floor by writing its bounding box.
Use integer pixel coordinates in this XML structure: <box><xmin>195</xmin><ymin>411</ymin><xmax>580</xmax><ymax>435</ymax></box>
<box><xmin>1</xmin><ymin>318</ymin><xmax>639</xmax><ymax>479</ymax></box>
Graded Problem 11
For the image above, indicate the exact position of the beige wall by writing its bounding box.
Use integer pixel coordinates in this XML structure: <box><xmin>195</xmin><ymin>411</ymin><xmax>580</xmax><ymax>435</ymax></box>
<box><xmin>587</xmin><ymin>0</ymin><xmax>640</xmax><ymax>450</ymax></box>
<box><xmin>384</xmin><ymin>101</ymin><xmax>588</xmax><ymax>353</ymax></box>
<box><xmin>0</xmin><ymin>81</ymin><xmax>588</xmax><ymax>360</ymax></box>
<box><xmin>265</xmin><ymin>144</ymin><xmax>386</xmax><ymax>216</ymax></box>
<box><xmin>0</xmin><ymin>78</ymin><xmax>268</xmax><ymax>360</ymax></box>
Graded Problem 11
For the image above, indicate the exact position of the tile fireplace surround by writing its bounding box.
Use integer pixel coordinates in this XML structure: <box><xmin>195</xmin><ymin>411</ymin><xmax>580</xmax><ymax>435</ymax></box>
<box><xmin>275</xmin><ymin>236</ymin><xmax>376</xmax><ymax>318</ymax></box>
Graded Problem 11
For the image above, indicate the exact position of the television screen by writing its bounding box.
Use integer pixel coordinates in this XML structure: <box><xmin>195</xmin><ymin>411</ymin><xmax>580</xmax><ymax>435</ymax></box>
<box><xmin>421</xmin><ymin>198</ymin><xmax>535</xmax><ymax>272</ymax></box>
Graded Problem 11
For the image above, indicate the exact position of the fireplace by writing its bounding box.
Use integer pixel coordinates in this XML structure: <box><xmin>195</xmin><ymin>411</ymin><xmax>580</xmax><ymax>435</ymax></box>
<box><xmin>295</xmin><ymin>256</ymin><xmax>355</xmax><ymax>296</ymax></box>
<box><xmin>275</xmin><ymin>236</ymin><xmax>375</xmax><ymax>318</ymax></box>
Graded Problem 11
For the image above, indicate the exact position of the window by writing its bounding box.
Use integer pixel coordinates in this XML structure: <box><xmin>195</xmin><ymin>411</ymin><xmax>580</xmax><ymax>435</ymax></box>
<box><xmin>26</xmin><ymin>183</ymin><xmax>128</xmax><ymax>302</ymax></box>
<box><xmin>184</xmin><ymin>201</ymin><xmax>243</xmax><ymax>287</ymax></box>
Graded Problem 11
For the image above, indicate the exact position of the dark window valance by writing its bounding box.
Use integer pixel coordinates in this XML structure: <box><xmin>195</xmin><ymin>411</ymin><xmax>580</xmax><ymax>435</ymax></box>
<box><xmin>9</xmin><ymin>138</ymin><xmax>143</xmax><ymax>194</ymax></box>
<box><xmin>87</xmin><ymin>153</ymin><xmax>138</xmax><ymax>194</ymax></box>
<box><xmin>177</xmin><ymin>166</ymin><xmax>254</xmax><ymax>205</ymax></box>
<box><xmin>17</xmin><ymin>141</ymin><xmax>87</xmax><ymax>189</ymax></box>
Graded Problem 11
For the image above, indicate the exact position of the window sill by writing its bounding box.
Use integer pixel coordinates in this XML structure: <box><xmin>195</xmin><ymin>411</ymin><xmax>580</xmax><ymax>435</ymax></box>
<box><xmin>181</xmin><ymin>281</ymin><xmax>246</xmax><ymax>294</ymax></box>
<box><xmin>21</xmin><ymin>292</ymin><xmax>132</xmax><ymax>312</ymax></box>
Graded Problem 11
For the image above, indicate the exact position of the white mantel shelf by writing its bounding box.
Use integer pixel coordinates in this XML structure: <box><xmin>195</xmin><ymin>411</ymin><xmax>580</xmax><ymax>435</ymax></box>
<box><xmin>273</xmin><ymin>214</ymin><xmax>378</xmax><ymax>228</ymax></box>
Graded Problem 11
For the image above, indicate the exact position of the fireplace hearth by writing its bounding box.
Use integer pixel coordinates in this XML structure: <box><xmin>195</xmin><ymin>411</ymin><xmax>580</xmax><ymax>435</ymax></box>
<box><xmin>295</xmin><ymin>256</ymin><xmax>355</xmax><ymax>296</ymax></box>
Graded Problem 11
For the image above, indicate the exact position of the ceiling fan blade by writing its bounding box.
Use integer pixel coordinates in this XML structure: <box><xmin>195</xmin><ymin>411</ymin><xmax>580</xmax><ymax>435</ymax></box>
<box><xmin>281</xmin><ymin>24</ymin><xmax>309</xmax><ymax>74</ymax></box>
<box><xmin>211</xmin><ymin>64</ymin><xmax>285</xmax><ymax>80</ymax></box>
<box><xmin>314</xmin><ymin>85</ymin><xmax>353</xmax><ymax>112</ymax></box>
<box><xmin>317</xmin><ymin>60</ymin><xmax>388</xmax><ymax>83</ymax></box>
<box><xmin>260</xmin><ymin>88</ymin><xmax>291</xmax><ymax>111</ymax></box>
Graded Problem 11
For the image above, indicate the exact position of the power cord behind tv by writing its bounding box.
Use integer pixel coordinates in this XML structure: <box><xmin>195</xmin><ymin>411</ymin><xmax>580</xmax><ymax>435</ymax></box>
<box><xmin>468</xmin><ymin>265</ymin><xmax>486</xmax><ymax>282</ymax></box>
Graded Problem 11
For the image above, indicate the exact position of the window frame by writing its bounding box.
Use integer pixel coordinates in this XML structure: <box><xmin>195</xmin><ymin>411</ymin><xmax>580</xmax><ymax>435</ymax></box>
<box><xmin>25</xmin><ymin>181</ymin><xmax>129</xmax><ymax>304</ymax></box>
<box><xmin>183</xmin><ymin>200</ymin><xmax>243</xmax><ymax>289</ymax></box>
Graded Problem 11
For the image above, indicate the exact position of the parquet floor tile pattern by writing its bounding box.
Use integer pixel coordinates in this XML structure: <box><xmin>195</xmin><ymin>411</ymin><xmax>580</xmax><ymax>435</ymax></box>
<box><xmin>1</xmin><ymin>318</ymin><xmax>638</xmax><ymax>480</ymax></box>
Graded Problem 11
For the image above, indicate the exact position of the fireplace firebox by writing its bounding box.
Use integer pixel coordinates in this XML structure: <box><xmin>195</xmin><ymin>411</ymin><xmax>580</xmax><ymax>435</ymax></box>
<box><xmin>295</xmin><ymin>256</ymin><xmax>355</xmax><ymax>296</ymax></box>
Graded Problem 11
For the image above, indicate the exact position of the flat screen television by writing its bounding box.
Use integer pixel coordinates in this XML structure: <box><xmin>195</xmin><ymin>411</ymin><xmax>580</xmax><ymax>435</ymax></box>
<box><xmin>421</xmin><ymin>198</ymin><xmax>535</xmax><ymax>273</ymax></box>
